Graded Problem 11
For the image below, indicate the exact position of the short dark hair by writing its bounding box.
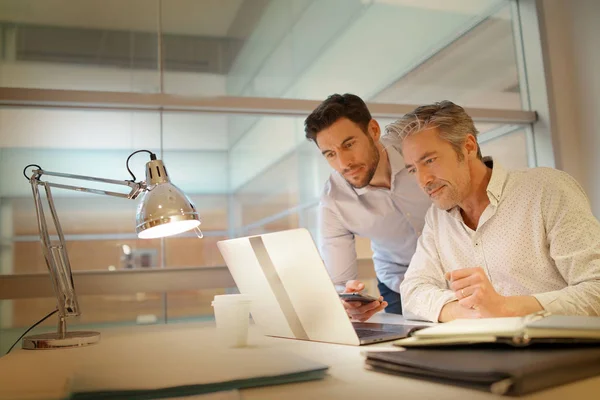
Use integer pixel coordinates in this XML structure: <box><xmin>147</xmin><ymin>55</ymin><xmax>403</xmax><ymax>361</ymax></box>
<box><xmin>304</xmin><ymin>93</ymin><xmax>372</xmax><ymax>143</ymax></box>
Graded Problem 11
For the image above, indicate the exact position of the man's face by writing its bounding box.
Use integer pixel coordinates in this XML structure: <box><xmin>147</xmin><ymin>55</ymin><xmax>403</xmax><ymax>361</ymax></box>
<box><xmin>403</xmin><ymin>128</ymin><xmax>471</xmax><ymax>210</ymax></box>
<box><xmin>316</xmin><ymin>118</ymin><xmax>380</xmax><ymax>189</ymax></box>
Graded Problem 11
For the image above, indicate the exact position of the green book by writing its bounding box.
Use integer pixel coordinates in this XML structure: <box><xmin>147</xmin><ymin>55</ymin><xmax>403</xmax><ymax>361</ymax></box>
<box><xmin>67</xmin><ymin>348</ymin><xmax>328</xmax><ymax>399</ymax></box>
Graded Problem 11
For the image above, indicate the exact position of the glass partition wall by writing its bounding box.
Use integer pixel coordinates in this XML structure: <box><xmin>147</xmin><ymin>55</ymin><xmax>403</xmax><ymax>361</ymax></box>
<box><xmin>0</xmin><ymin>0</ymin><xmax>540</xmax><ymax>353</ymax></box>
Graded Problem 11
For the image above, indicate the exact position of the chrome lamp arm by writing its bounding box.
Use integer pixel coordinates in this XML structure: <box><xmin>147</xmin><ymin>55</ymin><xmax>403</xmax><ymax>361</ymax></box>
<box><xmin>27</xmin><ymin>168</ymin><xmax>147</xmax><ymax>320</ymax></box>
<box><xmin>31</xmin><ymin>168</ymin><xmax>147</xmax><ymax>200</ymax></box>
<box><xmin>21</xmin><ymin>151</ymin><xmax>201</xmax><ymax>350</ymax></box>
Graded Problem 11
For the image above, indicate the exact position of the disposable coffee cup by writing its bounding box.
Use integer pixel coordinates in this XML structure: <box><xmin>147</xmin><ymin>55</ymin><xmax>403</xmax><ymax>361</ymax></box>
<box><xmin>211</xmin><ymin>294</ymin><xmax>251</xmax><ymax>348</ymax></box>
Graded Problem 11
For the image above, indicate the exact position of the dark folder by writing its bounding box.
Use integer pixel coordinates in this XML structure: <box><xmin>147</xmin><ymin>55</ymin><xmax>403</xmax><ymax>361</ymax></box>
<box><xmin>365</xmin><ymin>346</ymin><xmax>600</xmax><ymax>396</ymax></box>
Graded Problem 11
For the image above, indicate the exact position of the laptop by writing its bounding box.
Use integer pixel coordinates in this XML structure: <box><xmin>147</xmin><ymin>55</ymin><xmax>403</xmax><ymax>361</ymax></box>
<box><xmin>217</xmin><ymin>228</ymin><xmax>423</xmax><ymax>345</ymax></box>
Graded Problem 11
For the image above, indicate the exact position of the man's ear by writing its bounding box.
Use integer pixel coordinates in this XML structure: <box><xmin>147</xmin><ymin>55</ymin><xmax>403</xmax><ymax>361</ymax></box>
<box><xmin>464</xmin><ymin>134</ymin><xmax>479</xmax><ymax>159</ymax></box>
<box><xmin>368</xmin><ymin>119</ymin><xmax>381</xmax><ymax>141</ymax></box>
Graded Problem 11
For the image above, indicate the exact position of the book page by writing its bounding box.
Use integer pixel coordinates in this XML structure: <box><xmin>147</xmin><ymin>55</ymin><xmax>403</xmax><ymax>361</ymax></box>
<box><xmin>413</xmin><ymin>317</ymin><xmax>524</xmax><ymax>338</ymax></box>
<box><xmin>526</xmin><ymin>315</ymin><xmax>600</xmax><ymax>339</ymax></box>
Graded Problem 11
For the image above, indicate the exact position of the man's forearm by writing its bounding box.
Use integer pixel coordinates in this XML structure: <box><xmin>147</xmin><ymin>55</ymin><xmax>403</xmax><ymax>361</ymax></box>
<box><xmin>439</xmin><ymin>296</ymin><xmax>543</xmax><ymax>322</ymax></box>
<box><xmin>438</xmin><ymin>301</ymin><xmax>476</xmax><ymax>322</ymax></box>
<box><xmin>502</xmin><ymin>296</ymin><xmax>543</xmax><ymax>316</ymax></box>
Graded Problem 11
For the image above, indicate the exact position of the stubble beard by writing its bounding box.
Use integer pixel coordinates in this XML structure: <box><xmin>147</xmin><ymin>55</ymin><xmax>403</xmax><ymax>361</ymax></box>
<box><xmin>433</xmin><ymin>163</ymin><xmax>471</xmax><ymax>211</ymax></box>
<box><xmin>347</xmin><ymin>142</ymin><xmax>380</xmax><ymax>189</ymax></box>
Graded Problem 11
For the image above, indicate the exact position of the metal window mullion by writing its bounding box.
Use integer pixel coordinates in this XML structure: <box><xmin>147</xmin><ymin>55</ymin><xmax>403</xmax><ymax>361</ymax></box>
<box><xmin>511</xmin><ymin>0</ymin><xmax>539</xmax><ymax>168</ymax></box>
<box><xmin>478</xmin><ymin>124</ymin><xmax>526</xmax><ymax>144</ymax></box>
<box><xmin>510</xmin><ymin>0</ymin><xmax>557</xmax><ymax>168</ymax></box>
<box><xmin>240</xmin><ymin>199</ymin><xmax>320</xmax><ymax>235</ymax></box>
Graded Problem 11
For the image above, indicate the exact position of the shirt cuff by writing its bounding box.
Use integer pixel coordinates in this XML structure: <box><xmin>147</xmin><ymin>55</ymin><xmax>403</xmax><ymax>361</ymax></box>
<box><xmin>533</xmin><ymin>291</ymin><xmax>561</xmax><ymax>314</ymax></box>
<box><xmin>334</xmin><ymin>284</ymin><xmax>346</xmax><ymax>293</ymax></box>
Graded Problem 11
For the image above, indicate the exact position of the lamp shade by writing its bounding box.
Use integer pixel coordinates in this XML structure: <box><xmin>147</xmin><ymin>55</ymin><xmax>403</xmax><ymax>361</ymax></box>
<box><xmin>135</xmin><ymin>159</ymin><xmax>201</xmax><ymax>239</ymax></box>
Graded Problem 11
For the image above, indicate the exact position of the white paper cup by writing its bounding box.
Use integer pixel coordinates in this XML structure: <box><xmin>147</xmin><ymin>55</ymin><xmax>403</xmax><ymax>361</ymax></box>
<box><xmin>211</xmin><ymin>294</ymin><xmax>251</xmax><ymax>348</ymax></box>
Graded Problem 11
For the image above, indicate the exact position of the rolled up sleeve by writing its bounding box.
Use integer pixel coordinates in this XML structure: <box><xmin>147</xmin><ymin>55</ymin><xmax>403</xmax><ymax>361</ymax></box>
<box><xmin>400</xmin><ymin>210</ymin><xmax>456</xmax><ymax>322</ymax></box>
<box><xmin>535</xmin><ymin>172</ymin><xmax>600</xmax><ymax>316</ymax></box>
<box><xmin>319</xmin><ymin>202</ymin><xmax>358</xmax><ymax>286</ymax></box>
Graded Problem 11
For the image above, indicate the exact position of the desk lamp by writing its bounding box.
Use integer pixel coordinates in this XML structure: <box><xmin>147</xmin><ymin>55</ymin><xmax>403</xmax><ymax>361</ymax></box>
<box><xmin>22</xmin><ymin>150</ymin><xmax>201</xmax><ymax>349</ymax></box>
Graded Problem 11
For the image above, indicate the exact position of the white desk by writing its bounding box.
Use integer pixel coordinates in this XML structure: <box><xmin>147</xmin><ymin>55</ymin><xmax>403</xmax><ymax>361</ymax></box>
<box><xmin>1</xmin><ymin>314</ymin><xmax>599</xmax><ymax>400</ymax></box>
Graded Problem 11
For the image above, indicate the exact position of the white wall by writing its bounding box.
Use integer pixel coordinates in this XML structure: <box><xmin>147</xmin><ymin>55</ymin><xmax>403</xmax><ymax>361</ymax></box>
<box><xmin>539</xmin><ymin>0</ymin><xmax>600</xmax><ymax>216</ymax></box>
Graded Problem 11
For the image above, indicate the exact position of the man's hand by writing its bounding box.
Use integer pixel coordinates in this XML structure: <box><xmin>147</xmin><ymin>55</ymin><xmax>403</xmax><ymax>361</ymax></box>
<box><xmin>342</xmin><ymin>280</ymin><xmax>387</xmax><ymax>322</ymax></box>
<box><xmin>445</xmin><ymin>267</ymin><xmax>506</xmax><ymax>317</ymax></box>
<box><xmin>440</xmin><ymin>267</ymin><xmax>543</xmax><ymax>322</ymax></box>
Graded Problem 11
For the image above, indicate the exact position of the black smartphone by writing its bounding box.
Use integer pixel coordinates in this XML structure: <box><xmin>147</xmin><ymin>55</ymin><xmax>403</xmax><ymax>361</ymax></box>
<box><xmin>338</xmin><ymin>292</ymin><xmax>379</xmax><ymax>304</ymax></box>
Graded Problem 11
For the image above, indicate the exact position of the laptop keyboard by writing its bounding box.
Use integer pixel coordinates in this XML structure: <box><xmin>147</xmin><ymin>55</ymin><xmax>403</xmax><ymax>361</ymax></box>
<box><xmin>355</xmin><ymin>329</ymin><xmax>393</xmax><ymax>338</ymax></box>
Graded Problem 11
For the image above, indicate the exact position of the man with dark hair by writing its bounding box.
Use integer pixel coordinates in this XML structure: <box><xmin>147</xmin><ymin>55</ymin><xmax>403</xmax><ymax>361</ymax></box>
<box><xmin>305</xmin><ymin>93</ymin><xmax>431</xmax><ymax>322</ymax></box>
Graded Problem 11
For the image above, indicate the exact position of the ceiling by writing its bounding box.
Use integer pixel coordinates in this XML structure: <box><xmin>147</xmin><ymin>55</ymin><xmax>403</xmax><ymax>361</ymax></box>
<box><xmin>0</xmin><ymin>0</ymin><xmax>245</xmax><ymax>36</ymax></box>
<box><xmin>372</xmin><ymin>6</ymin><xmax>519</xmax><ymax>109</ymax></box>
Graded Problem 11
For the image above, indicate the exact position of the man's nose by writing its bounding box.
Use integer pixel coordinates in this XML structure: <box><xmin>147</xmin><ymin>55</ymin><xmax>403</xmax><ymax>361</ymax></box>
<box><xmin>417</xmin><ymin>168</ymin><xmax>433</xmax><ymax>189</ymax></box>
<box><xmin>337</xmin><ymin>151</ymin><xmax>353</xmax><ymax>169</ymax></box>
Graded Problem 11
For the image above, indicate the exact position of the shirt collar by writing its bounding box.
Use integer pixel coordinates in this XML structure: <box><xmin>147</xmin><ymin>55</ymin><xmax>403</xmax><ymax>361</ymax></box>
<box><xmin>446</xmin><ymin>156</ymin><xmax>506</xmax><ymax>219</ymax></box>
<box><xmin>353</xmin><ymin>145</ymin><xmax>405</xmax><ymax>196</ymax></box>
<box><xmin>485</xmin><ymin>157</ymin><xmax>507</xmax><ymax>206</ymax></box>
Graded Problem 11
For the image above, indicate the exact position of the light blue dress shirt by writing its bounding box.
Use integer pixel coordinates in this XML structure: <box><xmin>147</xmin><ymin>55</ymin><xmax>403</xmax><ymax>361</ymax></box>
<box><xmin>318</xmin><ymin>142</ymin><xmax>432</xmax><ymax>293</ymax></box>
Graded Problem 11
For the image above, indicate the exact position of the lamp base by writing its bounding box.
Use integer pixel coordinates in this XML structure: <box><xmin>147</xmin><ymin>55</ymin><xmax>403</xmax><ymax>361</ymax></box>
<box><xmin>22</xmin><ymin>331</ymin><xmax>100</xmax><ymax>350</ymax></box>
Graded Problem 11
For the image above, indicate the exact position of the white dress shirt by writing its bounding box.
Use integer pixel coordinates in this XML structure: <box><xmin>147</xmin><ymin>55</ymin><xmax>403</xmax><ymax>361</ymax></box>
<box><xmin>319</xmin><ymin>142</ymin><xmax>432</xmax><ymax>292</ymax></box>
<box><xmin>401</xmin><ymin>159</ymin><xmax>600</xmax><ymax>322</ymax></box>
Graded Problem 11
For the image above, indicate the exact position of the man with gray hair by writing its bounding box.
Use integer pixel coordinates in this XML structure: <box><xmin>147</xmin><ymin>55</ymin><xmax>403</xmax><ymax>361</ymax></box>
<box><xmin>387</xmin><ymin>100</ymin><xmax>600</xmax><ymax>322</ymax></box>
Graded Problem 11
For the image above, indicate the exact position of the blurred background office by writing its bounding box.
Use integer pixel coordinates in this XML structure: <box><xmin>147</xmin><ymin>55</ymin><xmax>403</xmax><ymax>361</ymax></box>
<box><xmin>1</xmin><ymin>0</ymin><xmax>598</xmax><ymax>353</ymax></box>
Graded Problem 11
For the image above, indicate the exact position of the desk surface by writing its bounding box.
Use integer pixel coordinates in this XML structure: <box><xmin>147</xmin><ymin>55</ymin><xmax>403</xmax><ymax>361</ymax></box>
<box><xmin>1</xmin><ymin>314</ymin><xmax>599</xmax><ymax>400</ymax></box>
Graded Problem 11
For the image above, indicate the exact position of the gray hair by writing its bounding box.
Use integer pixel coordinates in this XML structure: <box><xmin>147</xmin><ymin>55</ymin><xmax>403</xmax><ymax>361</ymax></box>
<box><xmin>384</xmin><ymin>100</ymin><xmax>482</xmax><ymax>160</ymax></box>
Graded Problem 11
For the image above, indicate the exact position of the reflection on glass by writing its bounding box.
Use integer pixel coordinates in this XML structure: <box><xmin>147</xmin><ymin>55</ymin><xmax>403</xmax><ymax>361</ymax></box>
<box><xmin>166</xmin><ymin>289</ymin><xmax>229</xmax><ymax>323</ymax></box>
<box><xmin>373</xmin><ymin>4</ymin><xmax>520</xmax><ymax>109</ymax></box>
<box><xmin>3</xmin><ymin>293</ymin><xmax>164</xmax><ymax>328</ymax></box>
<box><xmin>12</xmin><ymin>238</ymin><xmax>162</xmax><ymax>274</ymax></box>
<box><xmin>0</xmin><ymin>0</ymin><xmax>160</xmax><ymax>91</ymax></box>
<box><xmin>0</xmin><ymin>288</ymin><xmax>231</xmax><ymax>353</ymax></box>
<box><xmin>1</xmin><ymin>0</ymin><xmax>518</xmax><ymax>105</ymax></box>
<box><xmin>226</xmin><ymin>0</ymin><xmax>516</xmax><ymax>106</ymax></box>
<box><xmin>165</xmin><ymin>236</ymin><xmax>227</xmax><ymax>268</ymax></box>
<box><xmin>0</xmin><ymin>0</ymin><xmax>531</xmax><ymax>341</ymax></box>
<box><xmin>480</xmin><ymin>128</ymin><xmax>529</xmax><ymax>169</ymax></box>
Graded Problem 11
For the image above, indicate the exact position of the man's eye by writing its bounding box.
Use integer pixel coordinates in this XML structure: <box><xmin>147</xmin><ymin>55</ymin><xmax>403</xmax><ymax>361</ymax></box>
<box><xmin>325</xmin><ymin>152</ymin><xmax>334</xmax><ymax>159</ymax></box>
<box><xmin>407</xmin><ymin>168</ymin><xmax>416</xmax><ymax>175</ymax></box>
<box><xmin>425</xmin><ymin>158</ymin><xmax>436</xmax><ymax>164</ymax></box>
<box><xmin>344</xmin><ymin>141</ymin><xmax>354</xmax><ymax>148</ymax></box>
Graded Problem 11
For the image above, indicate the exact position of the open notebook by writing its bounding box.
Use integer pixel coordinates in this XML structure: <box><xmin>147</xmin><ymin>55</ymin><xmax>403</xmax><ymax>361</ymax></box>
<box><xmin>394</xmin><ymin>312</ymin><xmax>600</xmax><ymax>347</ymax></box>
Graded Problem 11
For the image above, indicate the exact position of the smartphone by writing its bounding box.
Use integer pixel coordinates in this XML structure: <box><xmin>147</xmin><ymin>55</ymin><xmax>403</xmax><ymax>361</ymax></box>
<box><xmin>338</xmin><ymin>292</ymin><xmax>379</xmax><ymax>304</ymax></box>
